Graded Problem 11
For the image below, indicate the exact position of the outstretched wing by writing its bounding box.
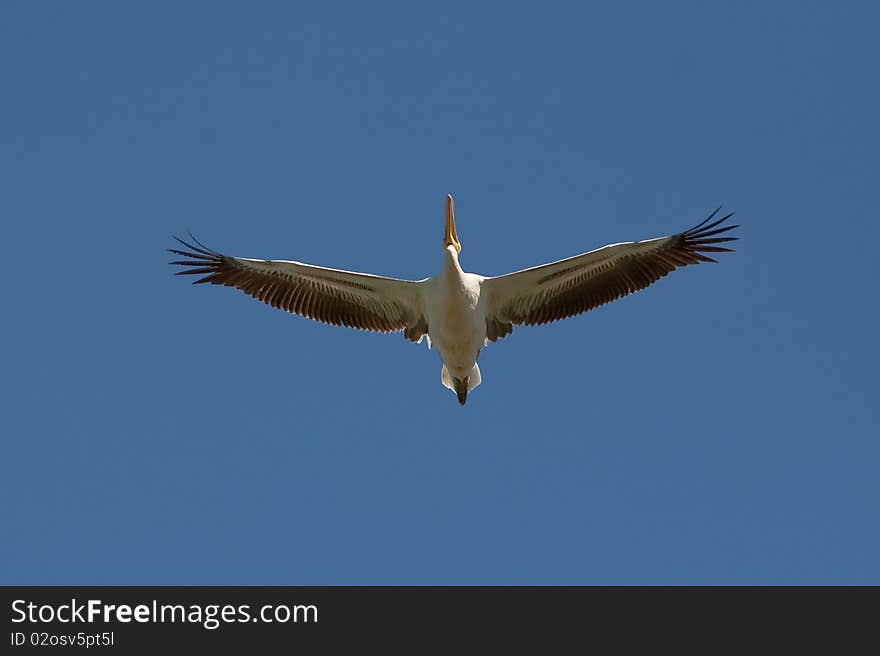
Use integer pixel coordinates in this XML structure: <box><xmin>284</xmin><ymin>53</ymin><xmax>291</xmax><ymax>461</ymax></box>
<box><xmin>169</xmin><ymin>235</ymin><xmax>428</xmax><ymax>342</ymax></box>
<box><xmin>483</xmin><ymin>208</ymin><xmax>738</xmax><ymax>341</ymax></box>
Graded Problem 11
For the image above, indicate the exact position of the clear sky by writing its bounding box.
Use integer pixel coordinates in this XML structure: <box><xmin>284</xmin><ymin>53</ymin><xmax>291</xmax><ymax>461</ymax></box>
<box><xmin>2</xmin><ymin>1</ymin><xmax>878</xmax><ymax>584</ymax></box>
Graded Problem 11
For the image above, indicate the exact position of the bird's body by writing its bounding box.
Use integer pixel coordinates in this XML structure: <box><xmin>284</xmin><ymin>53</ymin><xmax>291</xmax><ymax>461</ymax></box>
<box><xmin>426</xmin><ymin>247</ymin><xmax>487</xmax><ymax>402</ymax></box>
<box><xmin>170</xmin><ymin>195</ymin><xmax>738</xmax><ymax>404</ymax></box>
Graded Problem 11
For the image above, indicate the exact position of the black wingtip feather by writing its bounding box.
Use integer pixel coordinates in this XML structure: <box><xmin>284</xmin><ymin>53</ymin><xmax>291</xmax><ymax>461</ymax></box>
<box><xmin>173</xmin><ymin>238</ymin><xmax>212</xmax><ymax>258</ymax></box>
<box><xmin>678</xmin><ymin>207</ymin><xmax>740</xmax><ymax>262</ymax></box>
<box><xmin>169</xmin><ymin>234</ymin><xmax>226</xmax><ymax>281</ymax></box>
<box><xmin>687</xmin><ymin>206</ymin><xmax>722</xmax><ymax>232</ymax></box>
<box><xmin>186</xmin><ymin>231</ymin><xmax>218</xmax><ymax>255</ymax></box>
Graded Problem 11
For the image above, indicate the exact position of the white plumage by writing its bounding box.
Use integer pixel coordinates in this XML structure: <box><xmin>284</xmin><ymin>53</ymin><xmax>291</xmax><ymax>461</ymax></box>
<box><xmin>170</xmin><ymin>195</ymin><xmax>738</xmax><ymax>404</ymax></box>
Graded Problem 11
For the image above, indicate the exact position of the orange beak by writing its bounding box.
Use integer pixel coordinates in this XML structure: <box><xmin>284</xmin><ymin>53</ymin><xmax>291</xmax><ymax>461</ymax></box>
<box><xmin>444</xmin><ymin>194</ymin><xmax>461</xmax><ymax>253</ymax></box>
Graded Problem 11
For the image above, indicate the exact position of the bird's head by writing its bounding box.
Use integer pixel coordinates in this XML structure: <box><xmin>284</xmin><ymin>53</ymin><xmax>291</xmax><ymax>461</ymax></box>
<box><xmin>443</xmin><ymin>194</ymin><xmax>461</xmax><ymax>256</ymax></box>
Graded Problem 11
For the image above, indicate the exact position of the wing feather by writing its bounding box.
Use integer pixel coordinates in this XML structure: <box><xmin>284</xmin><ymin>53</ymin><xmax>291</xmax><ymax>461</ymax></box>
<box><xmin>484</xmin><ymin>209</ymin><xmax>738</xmax><ymax>339</ymax></box>
<box><xmin>169</xmin><ymin>235</ymin><xmax>427</xmax><ymax>340</ymax></box>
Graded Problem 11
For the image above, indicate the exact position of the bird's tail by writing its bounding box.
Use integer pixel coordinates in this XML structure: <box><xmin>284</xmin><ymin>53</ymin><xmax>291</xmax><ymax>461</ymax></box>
<box><xmin>441</xmin><ymin>363</ymin><xmax>482</xmax><ymax>405</ymax></box>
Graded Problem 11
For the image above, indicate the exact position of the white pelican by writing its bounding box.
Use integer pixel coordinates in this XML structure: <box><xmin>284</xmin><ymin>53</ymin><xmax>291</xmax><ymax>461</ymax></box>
<box><xmin>170</xmin><ymin>195</ymin><xmax>738</xmax><ymax>404</ymax></box>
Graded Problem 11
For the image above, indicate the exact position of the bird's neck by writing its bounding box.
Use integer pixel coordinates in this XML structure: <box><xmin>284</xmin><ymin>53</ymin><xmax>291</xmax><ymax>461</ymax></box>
<box><xmin>443</xmin><ymin>245</ymin><xmax>463</xmax><ymax>277</ymax></box>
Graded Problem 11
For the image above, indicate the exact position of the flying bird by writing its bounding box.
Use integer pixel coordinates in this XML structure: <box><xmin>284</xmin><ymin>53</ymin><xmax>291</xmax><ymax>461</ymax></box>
<box><xmin>170</xmin><ymin>196</ymin><xmax>738</xmax><ymax>405</ymax></box>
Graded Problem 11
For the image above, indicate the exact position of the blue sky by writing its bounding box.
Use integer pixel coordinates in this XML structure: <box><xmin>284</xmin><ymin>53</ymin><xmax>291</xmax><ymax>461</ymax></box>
<box><xmin>2</xmin><ymin>1</ymin><xmax>878</xmax><ymax>584</ymax></box>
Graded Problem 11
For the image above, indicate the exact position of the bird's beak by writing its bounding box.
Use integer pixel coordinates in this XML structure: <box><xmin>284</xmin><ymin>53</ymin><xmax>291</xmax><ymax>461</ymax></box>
<box><xmin>444</xmin><ymin>194</ymin><xmax>461</xmax><ymax>253</ymax></box>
